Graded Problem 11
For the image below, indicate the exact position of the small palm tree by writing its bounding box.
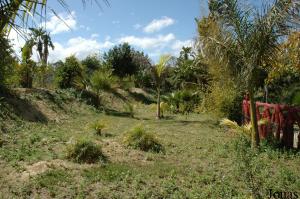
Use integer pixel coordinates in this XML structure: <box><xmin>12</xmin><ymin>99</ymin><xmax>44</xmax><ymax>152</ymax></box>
<box><xmin>152</xmin><ymin>55</ymin><xmax>171</xmax><ymax>119</ymax></box>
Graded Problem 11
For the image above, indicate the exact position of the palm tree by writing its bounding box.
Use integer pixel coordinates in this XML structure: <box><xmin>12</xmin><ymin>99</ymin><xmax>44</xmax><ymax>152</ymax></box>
<box><xmin>152</xmin><ymin>55</ymin><xmax>171</xmax><ymax>119</ymax></box>
<box><xmin>28</xmin><ymin>27</ymin><xmax>54</xmax><ymax>86</ymax></box>
<box><xmin>203</xmin><ymin>0</ymin><xmax>300</xmax><ymax>147</ymax></box>
<box><xmin>0</xmin><ymin>0</ymin><xmax>109</xmax><ymax>34</ymax></box>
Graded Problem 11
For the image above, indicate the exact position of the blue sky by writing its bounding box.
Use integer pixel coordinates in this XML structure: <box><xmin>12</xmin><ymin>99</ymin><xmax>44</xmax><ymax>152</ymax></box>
<box><xmin>35</xmin><ymin>0</ymin><xmax>203</xmax><ymax>63</ymax></box>
<box><xmin>9</xmin><ymin>0</ymin><xmax>265</xmax><ymax>63</ymax></box>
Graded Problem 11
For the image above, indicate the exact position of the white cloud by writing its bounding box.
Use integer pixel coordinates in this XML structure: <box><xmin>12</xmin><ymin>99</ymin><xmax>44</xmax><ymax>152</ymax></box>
<box><xmin>171</xmin><ymin>39</ymin><xmax>193</xmax><ymax>51</ymax></box>
<box><xmin>45</xmin><ymin>11</ymin><xmax>77</xmax><ymax>34</ymax></box>
<box><xmin>118</xmin><ymin>33</ymin><xmax>175</xmax><ymax>49</ymax></box>
<box><xmin>8</xmin><ymin>29</ymin><xmax>26</xmax><ymax>57</ymax></box>
<box><xmin>91</xmin><ymin>33</ymin><xmax>99</xmax><ymax>38</ymax></box>
<box><xmin>48</xmin><ymin>37</ymin><xmax>114</xmax><ymax>62</ymax></box>
<box><xmin>143</xmin><ymin>16</ymin><xmax>175</xmax><ymax>33</ymax></box>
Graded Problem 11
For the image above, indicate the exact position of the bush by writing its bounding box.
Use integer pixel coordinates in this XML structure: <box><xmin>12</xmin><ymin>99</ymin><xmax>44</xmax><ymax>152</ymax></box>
<box><xmin>91</xmin><ymin>69</ymin><xmax>117</xmax><ymax>92</ymax></box>
<box><xmin>123</xmin><ymin>103</ymin><xmax>135</xmax><ymax>118</ymax></box>
<box><xmin>166</xmin><ymin>90</ymin><xmax>200</xmax><ymax>115</ymax></box>
<box><xmin>123</xmin><ymin>125</ymin><xmax>164</xmax><ymax>153</ymax></box>
<box><xmin>202</xmin><ymin>82</ymin><xmax>243</xmax><ymax>124</ymax></box>
<box><xmin>66</xmin><ymin>139</ymin><xmax>106</xmax><ymax>163</ymax></box>
<box><xmin>90</xmin><ymin>120</ymin><xmax>107</xmax><ymax>135</ymax></box>
<box><xmin>55</xmin><ymin>56</ymin><xmax>83</xmax><ymax>89</ymax></box>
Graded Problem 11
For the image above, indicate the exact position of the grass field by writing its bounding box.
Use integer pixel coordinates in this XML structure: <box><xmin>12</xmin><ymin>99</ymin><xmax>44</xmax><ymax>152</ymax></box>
<box><xmin>0</xmin><ymin>89</ymin><xmax>299</xmax><ymax>198</ymax></box>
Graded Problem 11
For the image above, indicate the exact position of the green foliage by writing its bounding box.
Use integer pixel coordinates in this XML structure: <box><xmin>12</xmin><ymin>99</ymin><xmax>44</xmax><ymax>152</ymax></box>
<box><xmin>91</xmin><ymin>68</ymin><xmax>117</xmax><ymax>92</ymax></box>
<box><xmin>166</xmin><ymin>90</ymin><xmax>200</xmax><ymax>115</ymax></box>
<box><xmin>90</xmin><ymin>120</ymin><xmax>107</xmax><ymax>135</ymax></box>
<box><xmin>131</xmin><ymin>51</ymin><xmax>152</xmax><ymax>88</ymax></box>
<box><xmin>83</xmin><ymin>163</ymin><xmax>133</xmax><ymax>182</ymax></box>
<box><xmin>0</xmin><ymin>33</ymin><xmax>17</xmax><ymax>87</ymax></box>
<box><xmin>19</xmin><ymin>60</ymin><xmax>36</xmax><ymax>88</ymax></box>
<box><xmin>33</xmin><ymin>169</ymin><xmax>72</xmax><ymax>197</ymax></box>
<box><xmin>170</xmin><ymin>47</ymin><xmax>210</xmax><ymax>90</ymax></box>
<box><xmin>55</xmin><ymin>55</ymin><xmax>83</xmax><ymax>89</ymax></box>
<box><xmin>123</xmin><ymin>125</ymin><xmax>164</xmax><ymax>153</ymax></box>
<box><xmin>66</xmin><ymin>139</ymin><xmax>106</xmax><ymax>164</ymax></box>
<box><xmin>202</xmin><ymin>81</ymin><xmax>243</xmax><ymax>123</ymax></box>
<box><xmin>81</xmin><ymin>54</ymin><xmax>102</xmax><ymax>77</ymax></box>
<box><xmin>103</xmin><ymin>43</ymin><xmax>139</xmax><ymax>77</ymax></box>
<box><xmin>232</xmin><ymin>135</ymin><xmax>267</xmax><ymax>199</ymax></box>
<box><xmin>119</xmin><ymin>75</ymin><xmax>136</xmax><ymax>90</ymax></box>
<box><xmin>123</xmin><ymin>103</ymin><xmax>135</xmax><ymax>118</ymax></box>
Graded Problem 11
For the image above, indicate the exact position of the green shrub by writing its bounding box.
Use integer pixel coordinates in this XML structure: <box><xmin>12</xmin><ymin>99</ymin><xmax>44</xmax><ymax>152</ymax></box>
<box><xmin>123</xmin><ymin>125</ymin><xmax>164</xmax><ymax>153</ymax></box>
<box><xmin>90</xmin><ymin>120</ymin><xmax>107</xmax><ymax>135</ymax></box>
<box><xmin>55</xmin><ymin>56</ymin><xmax>83</xmax><ymax>89</ymax></box>
<box><xmin>202</xmin><ymin>82</ymin><xmax>243</xmax><ymax>124</ymax></box>
<box><xmin>66</xmin><ymin>139</ymin><xmax>106</xmax><ymax>163</ymax></box>
<box><xmin>166</xmin><ymin>90</ymin><xmax>200</xmax><ymax>115</ymax></box>
<box><xmin>91</xmin><ymin>69</ymin><xmax>117</xmax><ymax>92</ymax></box>
<box><xmin>119</xmin><ymin>75</ymin><xmax>136</xmax><ymax>90</ymax></box>
<box><xmin>123</xmin><ymin>103</ymin><xmax>135</xmax><ymax>118</ymax></box>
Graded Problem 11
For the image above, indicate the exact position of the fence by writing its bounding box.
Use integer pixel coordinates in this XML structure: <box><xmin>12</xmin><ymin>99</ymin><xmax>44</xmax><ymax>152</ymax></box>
<box><xmin>242</xmin><ymin>96</ymin><xmax>300</xmax><ymax>148</ymax></box>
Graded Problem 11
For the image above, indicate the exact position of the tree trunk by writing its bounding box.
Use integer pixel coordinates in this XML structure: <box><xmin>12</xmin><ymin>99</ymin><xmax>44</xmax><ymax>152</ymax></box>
<box><xmin>156</xmin><ymin>87</ymin><xmax>161</xmax><ymax>119</ymax></box>
<box><xmin>249</xmin><ymin>88</ymin><xmax>260</xmax><ymax>148</ymax></box>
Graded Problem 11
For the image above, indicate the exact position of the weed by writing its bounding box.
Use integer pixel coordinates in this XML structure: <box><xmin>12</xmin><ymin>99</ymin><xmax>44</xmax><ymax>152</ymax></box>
<box><xmin>123</xmin><ymin>103</ymin><xmax>135</xmax><ymax>118</ymax></box>
<box><xmin>123</xmin><ymin>125</ymin><xmax>164</xmax><ymax>153</ymax></box>
<box><xmin>66</xmin><ymin>139</ymin><xmax>107</xmax><ymax>163</ymax></box>
<box><xmin>90</xmin><ymin>120</ymin><xmax>107</xmax><ymax>135</ymax></box>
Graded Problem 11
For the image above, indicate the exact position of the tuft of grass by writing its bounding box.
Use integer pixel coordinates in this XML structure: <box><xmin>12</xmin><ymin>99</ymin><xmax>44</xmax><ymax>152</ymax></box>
<box><xmin>123</xmin><ymin>125</ymin><xmax>164</xmax><ymax>153</ymax></box>
<box><xmin>123</xmin><ymin>103</ymin><xmax>135</xmax><ymax>118</ymax></box>
<box><xmin>66</xmin><ymin>139</ymin><xmax>107</xmax><ymax>164</ymax></box>
<box><xmin>90</xmin><ymin>120</ymin><xmax>107</xmax><ymax>136</ymax></box>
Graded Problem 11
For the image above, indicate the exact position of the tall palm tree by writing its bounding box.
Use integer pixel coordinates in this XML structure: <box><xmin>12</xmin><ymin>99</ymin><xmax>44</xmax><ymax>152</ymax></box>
<box><xmin>203</xmin><ymin>0</ymin><xmax>300</xmax><ymax>147</ymax></box>
<box><xmin>152</xmin><ymin>55</ymin><xmax>171</xmax><ymax>119</ymax></box>
<box><xmin>0</xmin><ymin>0</ymin><xmax>109</xmax><ymax>34</ymax></box>
<box><xmin>28</xmin><ymin>27</ymin><xmax>54</xmax><ymax>86</ymax></box>
<box><xmin>28</xmin><ymin>28</ymin><xmax>52</xmax><ymax>63</ymax></box>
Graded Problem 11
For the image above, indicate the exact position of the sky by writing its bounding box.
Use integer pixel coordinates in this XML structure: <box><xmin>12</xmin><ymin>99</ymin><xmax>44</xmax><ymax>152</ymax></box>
<box><xmin>8</xmin><ymin>0</ymin><xmax>264</xmax><ymax>63</ymax></box>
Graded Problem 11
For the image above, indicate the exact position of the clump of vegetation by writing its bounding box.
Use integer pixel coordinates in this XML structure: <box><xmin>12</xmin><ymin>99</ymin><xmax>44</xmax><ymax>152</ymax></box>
<box><xmin>166</xmin><ymin>90</ymin><xmax>200</xmax><ymax>117</ymax></box>
<box><xmin>91</xmin><ymin>69</ymin><xmax>117</xmax><ymax>92</ymax></box>
<box><xmin>123</xmin><ymin>125</ymin><xmax>164</xmax><ymax>153</ymax></box>
<box><xmin>55</xmin><ymin>56</ymin><xmax>83</xmax><ymax>89</ymax></box>
<box><xmin>66</xmin><ymin>139</ymin><xmax>106</xmax><ymax>164</ymax></box>
<box><xmin>123</xmin><ymin>103</ymin><xmax>135</xmax><ymax>118</ymax></box>
<box><xmin>90</xmin><ymin>120</ymin><xmax>107</xmax><ymax>135</ymax></box>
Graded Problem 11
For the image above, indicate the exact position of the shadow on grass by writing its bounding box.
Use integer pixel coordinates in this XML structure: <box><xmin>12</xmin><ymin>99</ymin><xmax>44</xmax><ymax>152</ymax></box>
<box><xmin>0</xmin><ymin>89</ymin><xmax>48</xmax><ymax>123</ymax></box>
<box><xmin>128</xmin><ymin>91</ymin><xmax>155</xmax><ymax>105</ymax></box>
<box><xmin>111</xmin><ymin>89</ymin><xmax>128</xmax><ymax>102</ymax></box>
<box><xmin>104</xmin><ymin>108</ymin><xmax>132</xmax><ymax>118</ymax></box>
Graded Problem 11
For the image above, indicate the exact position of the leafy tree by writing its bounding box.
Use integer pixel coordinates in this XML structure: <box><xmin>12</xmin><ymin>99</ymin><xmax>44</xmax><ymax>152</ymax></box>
<box><xmin>204</xmin><ymin>0</ymin><xmax>300</xmax><ymax>148</ymax></box>
<box><xmin>20</xmin><ymin>40</ymin><xmax>35</xmax><ymax>88</ymax></box>
<box><xmin>171</xmin><ymin>47</ymin><xmax>210</xmax><ymax>90</ymax></box>
<box><xmin>55</xmin><ymin>55</ymin><xmax>83</xmax><ymax>89</ymax></box>
<box><xmin>0</xmin><ymin>33</ymin><xmax>17</xmax><ymax>87</ymax></box>
<box><xmin>132</xmin><ymin>51</ymin><xmax>152</xmax><ymax>88</ymax></box>
<box><xmin>90</xmin><ymin>68</ymin><xmax>117</xmax><ymax>106</ymax></box>
<box><xmin>103</xmin><ymin>43</ymin><xmax>139</xmax><ymax>77</ymax></box>
<box><xmin>82</xmin><ymin>54</ymin><xmax>102</xmax><ymax>77</ymax></box>
<box><xmin>152</xmin><ymin>55</ymin><xmax>171</xmax><ymax>119</ymax></box>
